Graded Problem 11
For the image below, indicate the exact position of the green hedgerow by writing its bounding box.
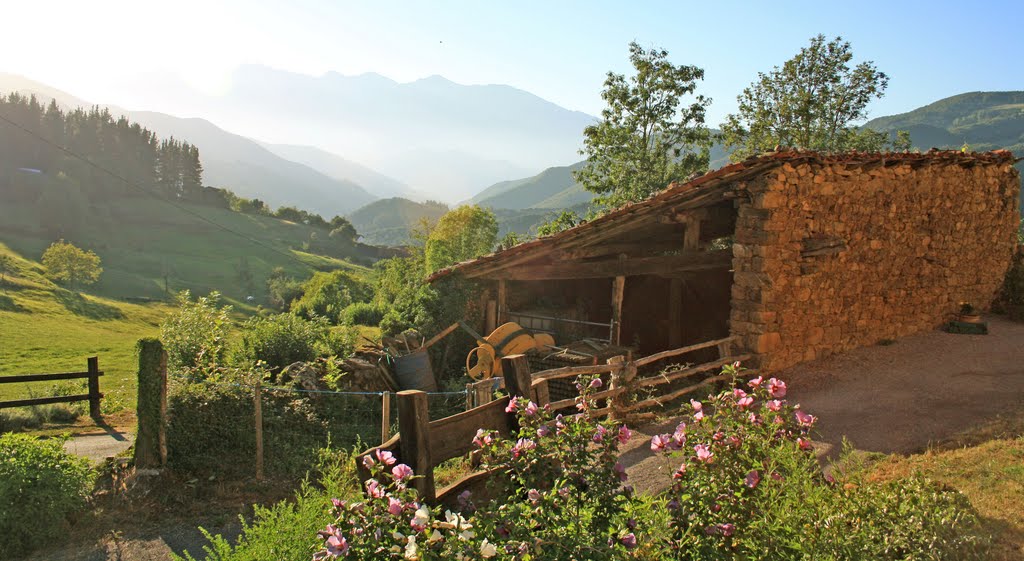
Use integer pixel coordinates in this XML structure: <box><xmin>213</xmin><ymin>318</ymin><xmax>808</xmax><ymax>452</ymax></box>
<box><xmin>0</xmin><ymin>433</ymin><xmax>93</xmax><ymax>557</ymax></box>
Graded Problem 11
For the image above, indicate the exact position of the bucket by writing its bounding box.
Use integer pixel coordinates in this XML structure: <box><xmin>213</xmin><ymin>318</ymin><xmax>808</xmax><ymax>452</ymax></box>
<box><xmin>393</xmin><ymin>350</ymin><xmax>438</xmax><ymax>392</ymax></box>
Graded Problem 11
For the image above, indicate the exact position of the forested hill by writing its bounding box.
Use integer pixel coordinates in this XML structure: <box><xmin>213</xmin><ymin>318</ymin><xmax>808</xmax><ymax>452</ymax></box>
<box><xmin>347</xmin><ymin>198</ymin><xmax>450</xmax><ymax>246</ymax></box>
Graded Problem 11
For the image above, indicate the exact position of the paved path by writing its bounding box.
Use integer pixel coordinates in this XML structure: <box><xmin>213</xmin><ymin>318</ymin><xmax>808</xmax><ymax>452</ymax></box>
<box><xmin>64</xmin><ymin>429</ymin><xmax>134</xmax><ymax>464</ymax></box>
<box><xmin>621</xmin><ymin>314</ymin><xmax>1024</xmax><ymax>493</ymax></box>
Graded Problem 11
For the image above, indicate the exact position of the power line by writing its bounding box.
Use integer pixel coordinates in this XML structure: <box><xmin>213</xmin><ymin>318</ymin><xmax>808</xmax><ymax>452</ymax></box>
<box><xmin>0</xmin><ymin>112</ymin><xmax>318</xmax><ymax>272</ymax></box>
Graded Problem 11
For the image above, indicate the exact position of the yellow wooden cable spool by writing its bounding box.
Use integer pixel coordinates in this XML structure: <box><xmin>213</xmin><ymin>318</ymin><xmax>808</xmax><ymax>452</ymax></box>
<box><xmin>465</xmin><ymin>322</ymin><xmax>555</xmax><ymax>380</ymax></box>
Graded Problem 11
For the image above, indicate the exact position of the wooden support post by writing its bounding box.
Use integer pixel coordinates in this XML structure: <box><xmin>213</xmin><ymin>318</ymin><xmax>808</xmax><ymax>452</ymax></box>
<box><xmin>607</xmin><ymin>355</ymin><xmax>627</xmax><ymax>421</ymax></box>
<box><xmin>533</xmin><ymin>380</ymin><xmax>551</xmax><ymax>408</ymax></box>
<box><xmin>398</xmin><ymin>390</ymin><xmax>435</xmax><ymax>500</ymax></box>
<box><xmin>501</xmin><ymin>355</ymin><xmax>532</xmax><ymax>399</ymax></box>
<box><xmin>485</xmin><ymin>300</ymin><xmax>497</xmax><ymax>334</ymax></box>
<box><xmin>496</xmin><ymin>280</ymin><xmax>508</xmax><ymax>325</ymax></box>
<box><xmin>717</xmin><ymin>338</ymin><xmax>733</xmax><ymax>359</ymax></box>
<box><xmin>381</xmin><ymin>392</ymin><xmax>392</xmax><ymax>444</ymax></box>
<box><xmin>254</xmin><ymin>377</ymin><xmax>264</xmax><ymax>481</ymax></box>
<box><xmin>669</xmin><ymin>279</ymin><xmax>683</xmax><ymax>348</ymax></box>
<box><xmin>683</xmin><ymin>216</ymin><xmax>702</xmax><ymax>251</ymax></box>
<box><xmin>610</xmin><ymin>276</ymin><xmax>625</xmax><ymax>346</ymax></box>
<box><xmin>134</xmin><ymin>339</ymin><xmax>167</xmax><ymax>469</ymax></box>
<box><xmin>87</xmin><ymin>356</ymin><xmax>101</xmax><ymax>419</ymax></box>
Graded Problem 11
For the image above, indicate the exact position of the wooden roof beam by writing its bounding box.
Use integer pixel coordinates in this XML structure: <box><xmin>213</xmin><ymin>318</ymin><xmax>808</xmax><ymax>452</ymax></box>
<box><xmin>473</xmin><ymin>250</ymin><xmax>732</xmax><ymax>281</ymax></box>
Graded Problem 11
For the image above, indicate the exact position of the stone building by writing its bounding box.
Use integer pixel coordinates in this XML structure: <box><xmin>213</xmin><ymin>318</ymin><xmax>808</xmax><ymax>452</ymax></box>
<box><xmin>428</xmin><ymin>150</ymin><xmax>1020</xmax><ymax>372</ymax></box>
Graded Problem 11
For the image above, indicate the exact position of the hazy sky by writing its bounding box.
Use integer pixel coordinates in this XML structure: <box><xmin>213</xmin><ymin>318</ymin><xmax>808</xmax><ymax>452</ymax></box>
<box><xmin>4</xmin><ymin>0</ymin><xmax>1022</xmax><ymax>125</ymax></box>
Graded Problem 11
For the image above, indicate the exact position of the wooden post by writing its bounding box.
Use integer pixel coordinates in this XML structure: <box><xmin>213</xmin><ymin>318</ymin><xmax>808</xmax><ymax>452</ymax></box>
<box><xmin>254</xmin><ymin>378</ymin><xmax>264</xmax><ymax>481</ymax></box>
<box><xmin>398</xmin><ymin>390</ymin><xmax>435</xmax><ymax>500</ymax></box>
<box><xmin>87</xmin><ymin>356</ymin><xmax>101</xmax><ymax>419</ymax></box>
<box><xmin>486</xmin><ymin>300</ymin><xmax>497</xmax><ymax>334</ymax></box>
<box><xmin>533</xmin><ymin>380</ymin><xmax>551</xmax><ymax>408</ymax></box>
<box><xmin>501</xmin><ymin>355</ymin><xmax>532</xmax><ymax>399</ymax></box>
<box><xmin>134</xmin><ymin>339</ymin><xmax>167</xmax><ymax>469</ymax></box>
<box><xmin>717</xmin><ymin>338</ymin><xmax>733</xmax><ymax>359</ymax></box>
<box><xmin>497</xmin><ymin>280</ymin><xmax>508</xmax><ymax>326</ymax></box>
<box><xmin>381</xmin><ymin>392</ymin><xmax>392</xmax><ymax>444</ymax></box>
<box><xmin>610</xmin><ymin>276</ymin><xmax>626</xmax><ymax>346</ymax></box>
<box><xmin>669</xmin><ymin>279</ymin><xmax>683</xmax><ymax>348</ymax></box>
<box><xmin>683</xmin><ymin>216</ymin><xmax>702</xmax><ymax>251</ymax></box>
<box><xmin>607</xmin><ymin>355</ymin><xmax>627</xmax><ymax>421</ymax></box>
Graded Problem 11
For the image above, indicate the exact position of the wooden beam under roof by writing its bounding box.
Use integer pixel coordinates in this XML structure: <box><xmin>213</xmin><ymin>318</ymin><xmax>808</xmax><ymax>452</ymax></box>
<box><xmin>473</xmin><ymin>250</ymin><xmax>732</xmax><ymax>281</ymax></box>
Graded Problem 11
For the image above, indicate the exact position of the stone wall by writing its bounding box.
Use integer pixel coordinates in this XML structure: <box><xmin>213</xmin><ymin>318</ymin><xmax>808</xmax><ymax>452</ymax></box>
<box><xmin>730</xmin><ymin>158</ymin><xmax>1021</xmax><ymax>372</ymax></box>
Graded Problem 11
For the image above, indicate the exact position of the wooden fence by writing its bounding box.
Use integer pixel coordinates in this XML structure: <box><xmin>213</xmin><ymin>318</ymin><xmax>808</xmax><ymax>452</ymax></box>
<box><xmin>0</xmin><ymin>357</ymin><xmax>103</xmax><ymax>417</ymax></box>
<box><xmin>357</xmin><ymin>336</ymin><xmax>747</xmax><ymax>504</ymax></box>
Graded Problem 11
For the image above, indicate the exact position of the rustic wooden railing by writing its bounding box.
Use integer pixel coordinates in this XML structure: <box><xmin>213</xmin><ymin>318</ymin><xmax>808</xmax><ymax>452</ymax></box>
<box><xmin>356</xmin><ymin>336</ymin><xmax>748</xmax><ymax>503</ymax></box>
<box><xmin>0</xmin><ymin>357</ymin><xmax>103</xmax><ymax>418</ymax></box>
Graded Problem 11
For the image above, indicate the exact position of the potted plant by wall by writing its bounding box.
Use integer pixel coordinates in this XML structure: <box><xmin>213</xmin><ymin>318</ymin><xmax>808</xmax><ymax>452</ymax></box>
<box><xmin>958</xmin><ymin>302</ymin><xmax>982</xmax><ymax>324</ymax></box>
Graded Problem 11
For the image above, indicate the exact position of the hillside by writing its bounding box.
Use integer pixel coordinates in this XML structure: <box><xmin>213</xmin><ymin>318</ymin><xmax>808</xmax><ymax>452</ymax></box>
<box><xmin>347</xmin><ymin>198</ymin><xmax>450</xmax><ymax>246</ymax></box>
<box><xmin>0</xmin><ymin>73</ymin><xmax>378</xmax><ymax>216</ymax></box>
<box><xmin>471</xmin><ymin>161</ymin><xmax>589</xmax><ymax>210</ymax></box>
<box><xmin>260</xmin><ymin>142</ymin><xmax>419</xmax><ymax>200</ymax></box>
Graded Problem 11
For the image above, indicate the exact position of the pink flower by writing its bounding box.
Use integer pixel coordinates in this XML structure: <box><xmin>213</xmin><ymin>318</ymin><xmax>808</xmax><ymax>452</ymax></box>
<box><xmin>768</xmin><ymin>378</ymin><xmax>787</xmax><ymax>398</ymax></box>
<box><xmin>748</xmin><ymin>375</ymin><xmax>763</xmax><ymax>388</ymax></box>
<box><xmin>671</xmin><ymin>427</ymin><xmax>686</xmax><ymax>449</ymax></box>
<box><xmin>590</xmin><ymin>377</ymin><xmax>603</xmax><ymax>389</ymax></box>
<box><xmin>505</xmin><ymin>396</ymin><xmax>519</xmax><ymax>413</ymax></box>
<box><xmin>798</xmin><ymin>438</ymin><xmax>813</xmax><ymax>451</ymax></box>
<box><xmin>537</xmin><ymin>425</ymin><xmax>551</xmax><ymax>438</ymax></box>
<box><xmin>593</xmin><ymin>425</ymin><xmax>608</xmax><ymax>443</ymax></box>
<box><xmin>673</xmin><ymin>462</ymin><xmax>687</xmax><ymax>479</ymax></box>
<box><xmin>326</xmin><ymin>534</ymin><xmax>349</xmax><ymax>556</ymax></box>
<box><xmin>558</xmin><ymin>487</ymin><xmax>570</xmax><ymax>498</ymax></box>
<box><xmin>713</xmin><ymin>431</ymin><xmax>725</xmax><ymax>442</ymax></box>
<box><xmin>472</xmin><ymin>429</ymin><xmax>493</xmax><ymax>448</ymax></box>
<box><xmin>527</xmin><ymin>489</ymin><xmax>541</xmax><ymax>504</ymax></box>
<box><xmin>366</xmin><ymin>478</ymin><xmax>384</xmax><ymax>498</ymax></box>
<box><xmin>694</xmin><ymin>410</ymin><xmax>705</xmax><ymax>422</ymax></box>
<box><xmin>524</xmin><ymin>401</ymin><xmax>539</xmax><ymax>416</ymax></box>
<box><xmin>618</xmin><ymin>425</ymin><xmax>632</xmax><ymax>444</ymax></box>
<box><xmin>387</xmin><ymin>497</ymin><xmax>403</xmax><ymax>515</ymax></box>
<box><xmin>690</xmin><ymin>399</ymin><xmax>703</xmax><ymax>412</ymax></box>
<box><xmin>512</xmin><ymin>438</ymin><xmax>536</xmax><ymax>458</ymax></box>
<box><xmin>745</xmin><ymin>470</ymin><xmax>760</xmax><ymax>488</ymax></box>
<box><xmin>650</xmin><ymin>434</ymin><xmax>670</xmax><ymax>452</ymax></box>
<box><xmin>733</xmin><ymin>388</ymin><xmax>748</xmax><ymax>399</ymax></box>
<box><xmin>392</xmin><ymin>464</ymin><xmax>414</xmax><ymax>480</ymax></box>
<box><xmin>376</xmin><ymin>449</ymin><xmax>397</xmax><ymax>466</ymax></box>
<box><xmin>694</xmin><ymin>444</ymin><xmax>714</xmax><ymax>463</ymax></box>
<box><xmin>767</xmin><ymin>400</ymin><xmax>783</xmax><ymax>412</ymax></box>
<box><xmin>794</xmin><ymin>409</ymin><xmax>817</xmax><ymax>426</ymax></box>
<box><xmin>737</xmin><ymin>396</ymin><xmax>754</xmax><ymax>410</ymax></box>
<box><xmin>362</xmin><ymin>455</ymin><xmax>375</xmax><ymax>469</ymax></box>
<box><xmin>717</xmin><ymin>523</ymin><xmax>736</xmax><ymax>537</ymax></box>
<box><xmin>613</xmin><ymin>462</ymin><xmax>628</xmax><ymax>482</ymax></box>
<box><xmin>728</xmin><ymin>435</ymin><xmax>742</xmax><ymax>447</ymax></box>
<box><xmin>748</xmin><ymin>412</ymin><xmax>762</xmax><ymax>425</ymax></box>
<box><xmin>621</xmin><ymin>533</ymin><xmax>637</xmax><ymax>549</ymax></box>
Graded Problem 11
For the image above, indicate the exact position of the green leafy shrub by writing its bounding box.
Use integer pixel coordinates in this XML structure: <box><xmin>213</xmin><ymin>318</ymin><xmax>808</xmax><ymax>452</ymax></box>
<box><xmin>266</xmin><ymin>267</ymin><xmax>304</xmax><ymax>311</ymax></box>
<box><xmin>236</xmin><ymin>313</ymin><xmax>355</xmax><ymax>372</ymax></box>
<box><xmin>161</xmin><ymin>290</ymin><xmax>232</xmax><ymax>370</ymax></box>
<box><xmin>339</xmin><ymin>302</ymin><xmax>385</xmax><ymax>326</ymax></box>
<box><xmin>291</xmin><ymin>270</ymin><xmax>372</xmax><ymax>324</ymax></box>
<box><xmin>0</xmin><ymin>433</ymin><xmax>93</xmax><ymax>557</ymax></box>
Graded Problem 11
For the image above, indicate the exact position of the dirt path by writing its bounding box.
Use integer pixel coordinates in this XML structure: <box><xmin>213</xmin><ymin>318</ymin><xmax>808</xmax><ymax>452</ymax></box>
<box><xmin>64</xmin><ymin>429</ymin><xmax>134</xmax><ymax>464</ymax></box>
<box><xmin>621</xmin><ymin>314</ymin><xmax>1024</xmax><ymax>494</ymax></box>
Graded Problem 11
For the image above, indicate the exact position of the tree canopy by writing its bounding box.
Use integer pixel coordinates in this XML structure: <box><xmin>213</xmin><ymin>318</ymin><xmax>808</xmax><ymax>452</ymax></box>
<box><xmin>40</xmin><ymin>240</ymin><xmax>102</xmax><ymax>290</ymax></box>
<box><xmin>721</xmin><ymin>35</ymin><xmax>910</xmax><ymax>160</ymax></box>
<box><xmin>424</xmin><ymin>205</ymin><xmax>498</xmax><ymax>274</ymax></box>
<box><xmin>575</xmin><ymin>42</ymin><xmax>713</xmax><ymax>208</ymax></box>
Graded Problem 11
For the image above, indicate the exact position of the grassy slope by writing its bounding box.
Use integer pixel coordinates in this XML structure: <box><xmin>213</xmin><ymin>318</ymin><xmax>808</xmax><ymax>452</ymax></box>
<box><xmin>0</xmin><ymin>198</ymin><xmax>371</xmax><ymax>409</ymax></box>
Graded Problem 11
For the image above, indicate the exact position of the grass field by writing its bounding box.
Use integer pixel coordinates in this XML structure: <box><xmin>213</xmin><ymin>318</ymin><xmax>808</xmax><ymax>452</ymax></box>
<box><xmin>0</xmin><ymin>197</ymin><xmax>375</xmax><ymax>413</ymax></box>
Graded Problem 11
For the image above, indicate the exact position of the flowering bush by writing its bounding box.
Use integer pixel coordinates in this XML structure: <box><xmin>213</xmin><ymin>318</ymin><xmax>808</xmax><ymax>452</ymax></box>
<box><xmin>650</xmin><ymin>364</ymin><xmax>986</xmax><ymax>560</ymax></box>
<box><xmin>314</xmin><ymin>375</ymin><xmax>639</xmax><ymax>560</ymax></box>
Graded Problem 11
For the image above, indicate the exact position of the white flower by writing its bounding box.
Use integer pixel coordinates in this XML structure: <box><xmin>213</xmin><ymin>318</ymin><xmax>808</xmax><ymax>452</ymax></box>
<box><xmin>392</xmin><ymin>530</ymin><xmax>406</xmax><ymax>540</ymax></box>
<box><xmin>428</xmin><ymin>529</ymin><xmax>443</xmax><ymax>543</ymax></box>
<box><xmin>404</xmin><ymin>535</ymin><xmax>418</xmax><ymax>559</ymax></box>
<box><xmin>412</xmin><ymin>505</ymin><xmax>431</xmax><ymax>528</ymax></box>
<box><xmin>480</xmin><ymin>539</ymin><xmax>498</xmax><ymax>558</ymax></box>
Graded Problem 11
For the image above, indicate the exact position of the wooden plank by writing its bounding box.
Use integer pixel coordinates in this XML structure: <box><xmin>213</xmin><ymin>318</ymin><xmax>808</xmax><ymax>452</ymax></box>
<box><xmin>669</xmin><ymin>279</ymin><xmax>683</xmax><ymax>348</ymax></box>
<box><xmin>436</xmin><ymin>466</ymin><xmax>505</xmax><ymax>506</ymax></box>
<box><xmin>624</xmin><ymin>372</ymin><xmax>735</xmax><ymax>412</ymax></box>
<box><xmin>683</xmin><ymin>216</ymin><xmax>702</xmax><ymax>251</ymax></box>
<box><xmin>0</xmin><ymin>371</ymin><xmax>101</xmax><ymax>384</ymax></box>
<box><xmin>485</xmin><ymin>300</ymin><xmax>497</xmax><ymax>334</ymax></box>
<box><xmin>607</xmin><ymin>355</ymin><xmax>627</xmax><ymax>421</ymax></box>
<box><xmin>533</xmin><ymin>380</ymin><xmax>550</xmax><ymax>407</ymax></box>
<box><xmin>555</xmin><ymin>240</ymin><xmax>682</xmax><ymax>260</ymax></box>
<box><xmin>634</xmin><ymin>336</ymin><xmax>739</xmax><ymax>367</ymax></box>
<box><xmin>478</xmin><ymin>250</ymin><xmax>732</xmax><ymax>281</ymax></box>
<box><xmin>421</xmin><ymin>323</ymin><xmax>459</xmax><ymax>351</ymax></box>
<box><xmin>381</xmin><ymin>392</ymin><xmax>392</xmax><ymax>444</ymax></box>
<box><xmin>530</xmin><ymin>364</ymin><xmax>615</xmax><ymax>384</ymax></box>
<box><xmin>428</xmin><ymin>397</ymin><xmax>513</xmax><ymax>463</ymax></box>
<box><xmin>634</xmin><ymin>354</ymin><xmax>751</xmax><ymax>389</ymax></box>
<box><xmin>547</xmin><ymin>387</ymin><xmax>623</xmax><ymax>411</ymax></box>
<box><xmin>398</xmin><ymin>390</ymin><xmax>435</xmax><ymax>500</ymax></box>
<box><xmin>497</xmin><ymin>280</ymin><xmax>508</xmax><ymax>325</ymax></box>
<box><xmin>611</xmin><ymin>276</ymin><xmax>625</xmax><ymax>345</ymax></box>
<box><xmin>0</xmin><ymin>394</ymin><xmax>93</xmax><ymax>409</ymax></box>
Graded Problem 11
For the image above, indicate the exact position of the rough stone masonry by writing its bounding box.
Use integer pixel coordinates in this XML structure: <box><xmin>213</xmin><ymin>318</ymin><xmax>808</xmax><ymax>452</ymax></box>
<box><xmin>730</xmin><ymin>152</ymin><xmax>1021</xmax><ymax>372</ymax></box>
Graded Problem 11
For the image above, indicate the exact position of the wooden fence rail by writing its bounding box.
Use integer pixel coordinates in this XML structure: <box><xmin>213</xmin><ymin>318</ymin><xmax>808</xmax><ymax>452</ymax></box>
<box><xmin>0</xmin><ymin>357</ymin><xmax>103</xmax><ymax>417</ymax></box>
<box><xmin>356</xmin><ymin>336</ymin><xmax>747</xmax><ymax>504</ymax></box>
